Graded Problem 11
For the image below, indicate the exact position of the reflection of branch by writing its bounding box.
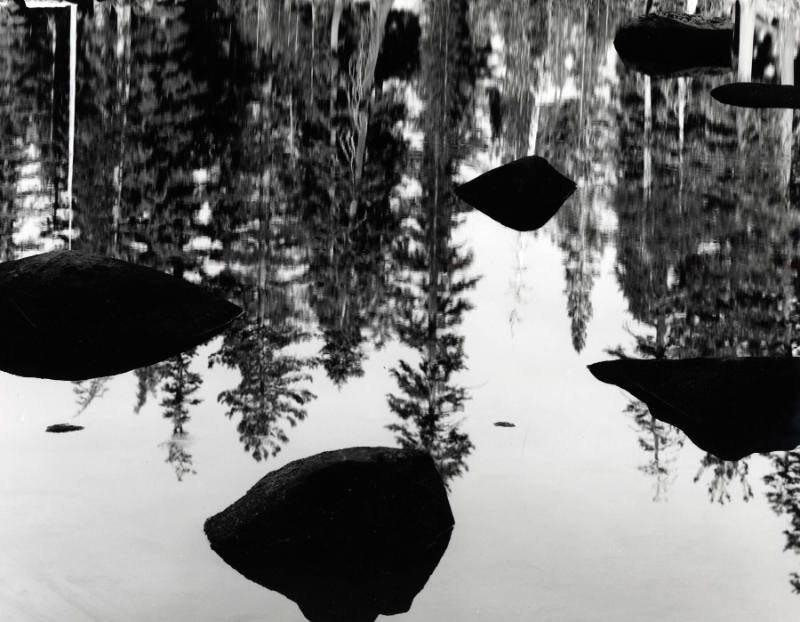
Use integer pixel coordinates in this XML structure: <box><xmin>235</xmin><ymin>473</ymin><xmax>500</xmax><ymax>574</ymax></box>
<box><xmin>763</xmin><ymin>450</ymin><xmax>800</xmax><ymax>592</ymax></box>
<box><xmin>507</xmin><ymin>232</ymin><xmax>530</xmax><ymax>335</ymax></box>
<box><xmin>695</xmin><ymin>454</ymin><xmax>753</xmax><ymax>505</ymax></box>
<box><xmin>160</xmin><ymin>435</ymin><xmax>195</xmax><ymax>482</ymax></box>
<box><xmin>73</xmin><ymin>377</ymin><xmax>110</xmax><ymax>415</ymax></box>
<box><xmin>627</xmin><ymin>401</ymin><xmax>683</xmax><ymax>501</ymax></box>
<box><xmin>338</xmin><ymin>130</ymin><xmax>357</xmax><ymax>187</ymax></box>
<box><xmin>343</xmin><ymin>0</ymin><xmax>392</xmax><ymax>190</ymax></box>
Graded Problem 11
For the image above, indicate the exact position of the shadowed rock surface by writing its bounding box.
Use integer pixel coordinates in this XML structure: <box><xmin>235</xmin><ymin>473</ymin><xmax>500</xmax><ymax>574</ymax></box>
<box><xmin>589</xmin><ymin>358</ymin><xmax>800</xmax><ymax>461</ymax></box>
<box><xmin>614</xmin><ymin>12</ymin><xmax>733</xmax><ymax>77</ymax></box>
<box><xmin>46</xmin><ymin>423</ymin><xmax>84</xmax><ymax>433</ymax></box>
<box><xmin>0</xmin><ymin>251</ymin><xmax>241</xmax><ymax>380</ymax></box>
<box><xmin>455</xmin><ymin>156</ymin><xmax>576</xmax><ymax>231</ymax></box>
<box><xmin>712</xmin><ymin>83</ymin><xmax>800</xmax><ymax>108</ymax></box>
<box><xmin>204</xmin><ymin>446</ymin><xmax>454</xmax><ymax>622</ymax></box>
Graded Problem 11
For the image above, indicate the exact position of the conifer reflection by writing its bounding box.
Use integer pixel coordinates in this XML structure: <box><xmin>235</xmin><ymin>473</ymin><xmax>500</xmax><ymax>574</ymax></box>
<box><xmin>764</xmin><ymin>451</ymin><xmax>800</xmax><ymax>593</ymax></box>
<box><xmin>605</xmin><ymin>340</ymin><xmax>686</xmax><ymax>501</ymax></box>
<box><xmin>696</xmin><ymin>454</ymin><xmax>753</xmax><ymax>505</ymax></box>
<box><xmin>210</xmin><ymin>318</ymin><xmax>316</xmax><ymax>462</ymax></box>
<box><xmin>157</xmin><ymin>350</ymin><xmax>201</xmax><ymax>437</ymax></box>
<box><xmin>133</xmin><ymin>350</ymin><xmax>202</xmax><ymax>481</ymax></box>
<box><xmin>294</xmin><ymin>0</ymin><xmax>415</xmax><ymax>388</ymax></box>
<box><xmin>386</xmin><ymin>0</ymin><xmax>480</xmax><ymax>485</ymax></box>
<box><xmin>73</xmin><ymin>376</ymin><xmax>110</xmax><ymax>414</ymax></box>
<box><xmin>605</xmin><ymin>1</ymin><xmax>800</xmax><ymax>505</ymax></box>
<box><xmin>158</xmin><ymin>350</ymin><xmax>201</xmax><ymax>480</ymax></box>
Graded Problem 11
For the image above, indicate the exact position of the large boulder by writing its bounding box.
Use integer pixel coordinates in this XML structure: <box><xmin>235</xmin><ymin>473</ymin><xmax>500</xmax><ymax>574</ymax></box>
<box><xmin>0</xmin><ymin>250</ymin><xmax>241</xmax><ymax>380</ymax></box>
<box><xmin>455</xmin><ymin>156</ymin><xmax>576</xmax><ymax>232</ymax></box>
<box><xmin>589</xmin><ymin>357</ymin><xmax>800</xmax><ymax>461</ymax></box>
<box><xmin>712</xmin><ymin>83</ymin><xmax>800</xmax><ymax>109</ymax></box>
<box><xmin>204</xmin><ymin>447</ymin><xmax>454</xmax><ymax>622</ymax></box>
<box><xmin>614</xmin><ymin>12</ymin><xmax>733</xmax><ymax>77</ymax></box>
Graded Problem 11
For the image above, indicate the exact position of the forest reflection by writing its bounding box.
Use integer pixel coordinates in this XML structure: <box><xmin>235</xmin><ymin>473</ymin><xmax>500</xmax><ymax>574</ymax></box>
<box><xmin>5</xmin><ymin>1</ymin><xmax>800</xmax><ymax>588</ymax></box>
<box><xmin>0</xmin><ymin>0</ymin><xmax>480</xmax><ymax>485</ymax></box>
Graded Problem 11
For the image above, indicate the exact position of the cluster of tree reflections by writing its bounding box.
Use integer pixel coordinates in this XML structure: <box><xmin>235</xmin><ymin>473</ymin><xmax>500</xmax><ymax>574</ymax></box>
<box><xmin>5</xmin><ymin>0</ymin><xmax>800</xmax><ymax>592</ymax></box>
<box><xmin>0</xmin><ymin>0</ymin><xmax>483</xmax><ymax>486</ymax></box>
<box><xmin>544</xmin><ymin>0</ymin><xmax>800</xmax><ymax>593</ymax></box>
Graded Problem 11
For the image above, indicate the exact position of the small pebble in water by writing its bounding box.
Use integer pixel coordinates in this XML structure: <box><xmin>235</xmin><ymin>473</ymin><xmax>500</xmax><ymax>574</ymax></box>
<box><xmin>46</xmin><ymin>423</ymin><xmax>85</xmax><ymax>433</ymax></box>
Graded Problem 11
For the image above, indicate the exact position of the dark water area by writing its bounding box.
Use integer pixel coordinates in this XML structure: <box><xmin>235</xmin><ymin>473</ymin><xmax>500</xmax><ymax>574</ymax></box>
<box><xmin>2</xmin><ymin>0</ymin><xmax>800</xmax><ymax>620</ymax></box>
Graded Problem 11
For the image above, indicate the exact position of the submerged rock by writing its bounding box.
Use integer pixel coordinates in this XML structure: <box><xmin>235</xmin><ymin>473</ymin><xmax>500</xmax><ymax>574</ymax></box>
<box><xmin>589</xmin><ymin>358</ymin><xmax>800</xmax><ymax>461</ymax></box>
<box><xmin>712</xmin><ymin>83</ymin><xmax>800</xmax><ymax>109</ymax></box>
<box><xmin>455</xmin><ymin>156</ymin><xmax>576</xmax><ymax>231</ymax></box>
<box><xmin>614</xmin><ymin>12</ymin><xmax>733</xmax><ymax>77</ymax></box>
<box><xmin>46</xmin><ymin>423</ymin><xmax>84</xmax><ymax>433</ymax></box>
<box><xmin>0</xmin><ymin>250</ymin><xmax>241</xmax><ymax>380</ymax></box>
<box><xmin>204</xmin><ymin>446</ymin><xmax>453</xmax><ymax>622</ymax></box>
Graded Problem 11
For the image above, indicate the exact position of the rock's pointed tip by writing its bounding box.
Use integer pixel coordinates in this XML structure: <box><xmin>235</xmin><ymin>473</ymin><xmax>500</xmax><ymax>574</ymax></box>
<box><xmin>710</xmin><ymin>83</ymin><xmax>739</xmax><ymax>106</ymax></box>
<box><xmin>711</xmin><ymin>83</ymin><xmax>800</xmax><ymax>109</ymax></box>
<box><xmin>587</xmin><ymin>360</ymin><xmax>614</xmax><ymax>383</ymax></box>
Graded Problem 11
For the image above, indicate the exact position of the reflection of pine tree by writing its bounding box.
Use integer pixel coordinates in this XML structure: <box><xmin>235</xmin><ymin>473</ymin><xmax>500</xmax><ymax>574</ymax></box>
<box><xmin>614</xmin><ymin>57</ymin><xmax>800</xmax><ymax>359</ymax></box>
<box><xmin>320</xmin><ymin>326</ymin><xmax>365</xmax><ymax>386</ymax></box>
<box><xmin>132</xmin><ymin>355</ymin><xmax>200</xmax><ymax>482</ymax></box>
<box><xmin>626</xmin><ymin>400</ymin><xmax>683</xmax><ymax>501</ymax></box>
<box><xmin>161</xmin><ymin>437</ymin><xmax>196</xmax><ymax>482</ymax></box>
<box><xmin>607</xmin><ymin>336</ymin><xmax>685</xmax><ymax>500</ymax></box>
<box><xmin>388</xmin><ymin>330</ymin><xmax>473</xmax><ymax>483</ymax></box>
<box><xmin>694</xmin><ymin>453</ymin><xmax>753</xmax><ymax>505</ymax></box>
<box><xmin>0</xmin><ymin>5</ymin><xmax>69</xmax><ymax>255</ymax></box>
<box><xmin>133</xmin><ymin>364</ymin><xmax>160</xmax><ymax>414</ymax></box>
<box><xmin>0</xmin><ymin>5</ymin><xmax>28</xmax><ymax>260</ymax></box>
<box><xmin>73</xmin><ymin>377</ymin><xmax>110</xmax><ymax>414</ymax></box>
<box><xmin>471</xmin><ymin>2</ymin><xmax>616</xmax><ymax>350</ymax></box>
<box><xmin>763</xmin><ymin>451</ymin><xmax>800</xmax><ymax>593</ymax></box>
<box><xmin>74</xmin><ymin>5</ymin><xmax>132</xmax><ymax>255</ymax></box>
<box><xmin>559</xmin><ymin>195</ymin><xmax>602</xmax><ymax>353</ymax></box>
<box><xmin>210</xmin><ymin>319</ymin><xmax>316</xmax><ymax>461</ymax></box>
<box><xmin>135</xmin><ymin>349</ymin><xmax>203</xmax><ymax>482</ymax></box>
<box><xmin>157</xmin><ymin>349</ymin><xmax>201</xmax><ymax>436</ymax></box>
<box><xmin>111</xmin><ymin>0</ymin><xmax>208</xmax><ymax>265</ymax></box>
<box><xmin>284</xmin><ymin>1</ymin><xmax>411</xmax><ymax>388</ymax></box>
<box><xmin>386</xmin><ymin>0</ymin><xmax>481</xmax><ymax>484</ymax></box>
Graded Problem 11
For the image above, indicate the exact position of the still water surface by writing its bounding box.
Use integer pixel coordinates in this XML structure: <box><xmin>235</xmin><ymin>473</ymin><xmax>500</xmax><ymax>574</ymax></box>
<box><xmin>1</xmin><ymin>0</ymin><xmax>800</xmax><ymax>620</ymax></box>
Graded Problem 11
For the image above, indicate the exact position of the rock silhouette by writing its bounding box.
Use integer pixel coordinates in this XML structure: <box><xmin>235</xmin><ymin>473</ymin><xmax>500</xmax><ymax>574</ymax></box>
<box><xmin>589</xmin><ymin>357</ymin><xmax>800</xmax><ymax>461</ymax></box>
<box><xmin>711</xmin><ymin>83</ymin><xmax>800</xmax><ymax>109</ymax></box>
<box><xmin>204</xmin><ymin>447</ymin><xmax>453</xmax><ymax>622</ymax></box>
<box><xmin>455</xmin><ymin>156</ymin><xmax>576</xmax><ymax>231</ymax></box>
<box><xmin>0</xmin><ymin>250</ymin><xmax>241</xmax><ymax>380</ymax></box>
<box><xmin>614</xmin><ymin>12</ymin><xmax>733</xmax><ymax>77</ymax></box>
<box><xmin>46</xmin><ymin>423</ymin><xmax>84</xmax><ymax>433</ymax></box>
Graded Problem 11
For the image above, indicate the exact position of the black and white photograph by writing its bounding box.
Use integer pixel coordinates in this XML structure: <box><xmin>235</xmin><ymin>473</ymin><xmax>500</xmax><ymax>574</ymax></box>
<box><xmin>1</xmin><ymin>0</ymin><xmax>800</xmax><ymax>619</ymax></box>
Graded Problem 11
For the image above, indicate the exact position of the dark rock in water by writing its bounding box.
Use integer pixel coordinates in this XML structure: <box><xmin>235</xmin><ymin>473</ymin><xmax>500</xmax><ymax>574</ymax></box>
<box><xmin>455</xmin><ymin>156</ymin><xmax>576</xmax><ymax>232</ymax></box>
<box><xmin>588</xmin><ymin>358</ymin><xmax>800</xmax><ymax>461</ymax></box>
<box><xmin>494</xmin><ymin>421</ymin><xmax>516</xmax><ymax>428</ymax></box>
<box><xmin>712</xmin><ymin>83</ymin><xmax>800</xmax><ymax>109</ymax></box>
<box><xmin>0</xmin><ymin>250</ymin><xmax>241</xmax><ymax>380</ymax></box>
<box><xmin>204</xmin><ymin>446</ymin><xmax>453</xmax><ymax>622</ymax></box>
<box><xmin>46</xmin><ymin>423</ymin><xmax>84</xmax><ymax>433</ymax></box>
<box><xmin>614</xmin><ymin>12</ymin><xmax>733</xmax><ymax>77</ymax></box>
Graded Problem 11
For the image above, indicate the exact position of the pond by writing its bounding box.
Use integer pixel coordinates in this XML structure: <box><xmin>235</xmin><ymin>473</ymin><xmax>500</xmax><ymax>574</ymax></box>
<box><xmin>1</xmin><ymin>0</ymin><xmax>800</xmax><ymax>620</ymax></box>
